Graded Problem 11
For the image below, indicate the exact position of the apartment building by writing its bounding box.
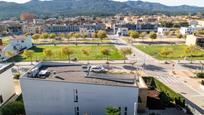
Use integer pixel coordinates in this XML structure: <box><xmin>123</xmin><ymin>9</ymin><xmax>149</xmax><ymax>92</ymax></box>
<box><xmin>20</xmin><ymin>62</ymin><xmax>148</xmax><ymax>115</ymax></box>
<box><xmin>0</xmin><ymin>63</ymin><xmax>15</xmax><ymax>107</ymax></box>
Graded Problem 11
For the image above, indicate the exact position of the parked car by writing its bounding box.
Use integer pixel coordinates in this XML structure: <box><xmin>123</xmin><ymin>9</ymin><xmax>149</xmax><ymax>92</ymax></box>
<box><xmin>90</xmin><ymin>65</ymin><xmax>108</xmax><ymax>73</ymax></box>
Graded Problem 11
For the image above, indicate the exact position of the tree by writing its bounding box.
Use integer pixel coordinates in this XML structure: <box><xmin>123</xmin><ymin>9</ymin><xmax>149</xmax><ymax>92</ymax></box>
<box><xmin>49</xmin><ymin>33</ymin><xmax>57</xmax><ymax>39</ymax></box>
<box><xmin>61</xmin><ymin>47</ymin><xmax>74</xmax><ymax>63</ymax></box>
<box><xmin>176</xmin><ymin>33</ymin><xmax>183</xmax><ymax>39</ymax></box>
<box><xmin>92</xmin><ymin>32</ymin><xmax>98</xmax><ymax>38</ymax></box>
<box><xmin>5</xmin><ymin>51</ymin><xmax>14</xmax><ymax>62</ymax></box>
<box><xmin>130</xmin><ymin>31</ymin><xmax>139</xmax><ymax>39</ymax></box>
<box><xmin>5</xmin><ymin>51</ymin><xmax>13</xmax><ymax>58</ymax></box>
<box><xmin>101</xmin><ymin>48</ymin><xmax>111</xmax><ymax>62</ymax></box>
<box><xmin>66</xmin><ymin>32</ymin><xmax>74</xmax><ymax>44</ymax></box>
<box><xmin>149</xmin><ymin>32</ymin><xmax>157</xmax><ymax>41</ymax></box>
<box><xmin>168</xmin><ymin>31</ymin><xmax>175</xmax><ymax>37</ymax></box>
<box><xmin>159</xmin><ymin>48</ymin><xmax>173</xmax><ymax>63</ymax></box>
<box><xmin>32</xmin><ymin>34</ymin><xmax>40</xmax><ymax>41</ymax></box>
<box><xmin>60</xmin><ymin>33</ymin><xmax>65</xmax><ymax>38</ymax></box>
<box><xmin>82</xmin><ymin>49</ymin><xmax>90</xmax><ymax>63</ymax></box>
<box><xmin>128</xmin><ymin>30</ymin><xmax>139</xmax><ymax>44</ymax></box>
<box><xmin>105</xmin><ymin>106</ymin><xmax>120</xmax><ymax>115</ymax></box>
<box><xmin>97</xmin><ymin>30</ymin><xmax>107</xmax><ymax>42</ymax></box>
<box><xmin>24</xmin><ymin>33</ymin><xmax>30</xmax><ymax>36</ymax></box>
<box><xmin>82</xmin><ymin>33</ymin><xmax>88</xmax><ymax>39</ymax></box>
<box><xmin>185</xmin><ymin>45</ymin><xmax>196</xmax><ymax>62</ymax></box>
<box><xmin>41</xmin><ymin>33</ymin><xmax>49</xmax><ymax>39</ymax></box>
<box><xmin>23</xmin><ymin>50</ymin><xmax>34</xmax><ymax>64</ymax></box>
<box><xmin>0</xmin><ymin>101</ymin><xmax>25</xmax><ymax>115</ymax></box>
<box><xmin>140</xmin><ymin>32</ymin><xmax>146</xmax><ymax>40</ymax></box>
<box><xmin>73</xmin><ymin>32</ymin><xmax>81</xmax><ymax>46</ymax></box>
<box><xmin>121</xmin><ymin>48</ymin><xmax>132</xmax><ymax>63</ymax></box>
<box><xmin>43</xmin><ymin>49</ymin><xmax>53</xmax><ymax>60</ymax></box>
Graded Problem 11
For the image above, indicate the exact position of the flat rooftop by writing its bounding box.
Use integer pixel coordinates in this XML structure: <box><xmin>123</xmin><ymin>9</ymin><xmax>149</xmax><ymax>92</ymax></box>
<box><xmin>0</xmin><ymin>63</ymin><xmax>14</xmax><ymax>74</ymax></box>
<box><xmin>24</xmin><ymin>62</ymin><xmax>141</xmax><ymax>87</ymax></box>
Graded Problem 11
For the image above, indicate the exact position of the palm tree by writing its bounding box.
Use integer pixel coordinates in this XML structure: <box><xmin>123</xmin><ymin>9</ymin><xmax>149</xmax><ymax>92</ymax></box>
<box><xmin>61</xmin><ymin>47</ymin><xmax>74</xmax><ymax>63</ymax></box>
<box><xmin>101</xmin><ymin>48</ymin><xmax>111</xmax><ymax>63</ymax></box>
<box><xmin>121</xmin><ymin>48</ymin><xmax>132</xmax><ymax>63</ymax></box>
<box><xmin>22</xmin><ymin>50</ymin><xmax>34</xmax><ymax>64</ymax></box>
<box><xmin>105</xmin><ymin>106</ymin><xmax>120</xmax><ymax>115</ymax></box>
<box><xmin>43</xmin><ymin>49</ymin><xmax>53</xmax><ymax>61</ymax></box>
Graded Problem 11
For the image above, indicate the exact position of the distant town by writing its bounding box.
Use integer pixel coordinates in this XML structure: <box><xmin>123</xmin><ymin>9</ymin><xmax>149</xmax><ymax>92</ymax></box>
<box><xmin>0</xmin><ymin>12</ymin><xmax>204</xmax><ymax>115</ymax></box>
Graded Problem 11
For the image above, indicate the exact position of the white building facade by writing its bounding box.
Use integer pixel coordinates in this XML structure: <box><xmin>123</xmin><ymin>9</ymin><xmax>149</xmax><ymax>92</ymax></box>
<box><xmin>157</xmin><ymin>27</ymin><xmax>170</xmax><ymax>36</ymax></box>
<box><xmin>0</xmin><ymin>64</ymin><xmax>15</xmax><ymax>107</ymax></box>
<box><xmin>116</xmin><ymin>27</ymin><xmax>129</xmax><ymax>36</ymax></box>
<box><xmin>20</xmin><ymin>62</ymin><xmax>140</xmax><ymax>115</ymax></box>
<box><xmin>79</xmin><ymin>27</ymin><xmax>95</xmax><ymax>37</ymax></box>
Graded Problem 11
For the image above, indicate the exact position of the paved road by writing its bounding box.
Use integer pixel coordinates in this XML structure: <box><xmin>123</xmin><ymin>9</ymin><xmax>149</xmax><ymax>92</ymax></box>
<box><xmin>13</xmin><ymin>35</ymin><xmax>204</xmax><ymax>114</ymax></box>
<box><xmin>109</xmin><ymin>35</ymin><xmax>204</xmax><ymax>114</ymax></box>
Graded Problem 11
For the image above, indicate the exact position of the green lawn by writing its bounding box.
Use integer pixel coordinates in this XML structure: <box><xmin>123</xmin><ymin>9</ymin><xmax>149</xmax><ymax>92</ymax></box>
<box><xmin>136</xmin><ymin>45</ymin><xmax>204</xmax><ymax>60</ymax></box>
<box><xmin>11</xmin><ymin>45</ymin><xmax>124</xmax><ymax>62</ymax></box>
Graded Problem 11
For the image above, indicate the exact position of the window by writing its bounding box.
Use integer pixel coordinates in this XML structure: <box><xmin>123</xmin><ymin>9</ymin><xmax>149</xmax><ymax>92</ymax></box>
<box><xmin>0</xmin><ymin>95</ymin><xmax>3</xmax><ymax>104</ymax></box>
<box><xmin>74</xmin><ymin>106</ymin><xmax>79</xmax><ymax>115</ymax></box>
<box><xmin>124</xmin><ymin>107</ymin><xmax>127</xmax><ymax>115</ymax></box>
<box><xmin>73</xmin><ymin>89</ymin><xmax>78</xmax><ymax>102</ymax></box>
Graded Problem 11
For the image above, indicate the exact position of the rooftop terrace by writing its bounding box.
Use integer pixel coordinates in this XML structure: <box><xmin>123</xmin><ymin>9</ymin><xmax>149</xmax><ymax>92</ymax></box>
<box><xmin>23</xmin><ymin>62</ymin><xmax>143</xmax><ymax>87</ymax></box>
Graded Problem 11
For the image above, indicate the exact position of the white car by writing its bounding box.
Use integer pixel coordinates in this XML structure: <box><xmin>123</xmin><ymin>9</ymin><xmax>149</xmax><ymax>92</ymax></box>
<box><xmin>90</xmin><ymin>66</ymin><xmax>108</xmax><ymax>73</ymax></box>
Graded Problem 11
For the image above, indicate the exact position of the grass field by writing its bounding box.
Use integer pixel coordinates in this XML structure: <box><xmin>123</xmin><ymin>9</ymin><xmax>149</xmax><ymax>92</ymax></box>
<box><xmin>11</xmin><ymin>45</ymin><xmax>124</xmax><ymax>62</ymax></box>
<box><xmin>136</xmin><ymin>45</ymin><xmax>204</xmax><ymax>60</ymax></box>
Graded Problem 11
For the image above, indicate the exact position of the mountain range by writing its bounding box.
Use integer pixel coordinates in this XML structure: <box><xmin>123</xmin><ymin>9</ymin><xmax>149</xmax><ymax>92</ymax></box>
<box><xmin>0</xmin><ymin>0</ymin><xmax>204</xmax><ymax>19</ymax></box>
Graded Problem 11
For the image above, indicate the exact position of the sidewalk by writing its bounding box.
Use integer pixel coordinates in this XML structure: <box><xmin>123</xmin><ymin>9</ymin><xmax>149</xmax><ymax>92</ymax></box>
<box><xmin>15</xmin><ymin>60</ymin><xmax>135</xmax><ymax>66</ymax></box>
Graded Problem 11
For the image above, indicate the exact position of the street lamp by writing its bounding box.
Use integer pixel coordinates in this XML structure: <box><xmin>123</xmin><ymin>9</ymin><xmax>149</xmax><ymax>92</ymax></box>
<box><xmin>200</xmin><ymin>61</ymin><xmax>204</xmax><ymax>73</ymax></box>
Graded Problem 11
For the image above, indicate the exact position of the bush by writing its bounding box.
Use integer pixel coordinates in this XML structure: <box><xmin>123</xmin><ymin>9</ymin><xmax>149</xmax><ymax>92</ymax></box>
<box><xmin>13</xmin><ymin>73</ymin><xmax>21</xmax><ymax>79</ymax></box>
<box><xmin>0</xmin><ymin>101</ymin><xmax>25</xmax><ymax>115</ymax></box>
<box><xmin>196</xmin><ymin>73</ymin><xmax>204</xmax><ymax>78</ymax></box>
<box><xmin>143</xmin><ymin>77</ymin><xmax>185</xmax><ymax>107</ymax></box>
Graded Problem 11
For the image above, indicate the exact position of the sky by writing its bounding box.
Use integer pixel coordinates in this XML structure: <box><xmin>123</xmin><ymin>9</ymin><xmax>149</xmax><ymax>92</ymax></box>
<box><xmin>1</xmin><ymin>0</ymin><xmax>204</xmax><ymax>7</ymax></box>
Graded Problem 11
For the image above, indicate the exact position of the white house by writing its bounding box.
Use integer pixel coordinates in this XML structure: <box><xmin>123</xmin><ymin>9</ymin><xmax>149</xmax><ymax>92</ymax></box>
<box><xmin>20</xmin><ymin>62</ymin><xmax>147</xmax><ymax>115</ymax></box>
<box><xmin>157</xmin><ymin>27</ymin><xmax>171</xmax><ymax>36</ymax></box>
<box><xmin>0</xmin><ymin>63</ymin><xmax>15</xmax><ymax>107</ymax></box>
<box><xmin>116</xmin><ymin>27</ymin><xmax>128</xmax><ymax>36</ymax></box>
<box><xmin>0</xmin><ymin>35</ymin><xmax>33</xmax><ymax>61</ymax></box>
